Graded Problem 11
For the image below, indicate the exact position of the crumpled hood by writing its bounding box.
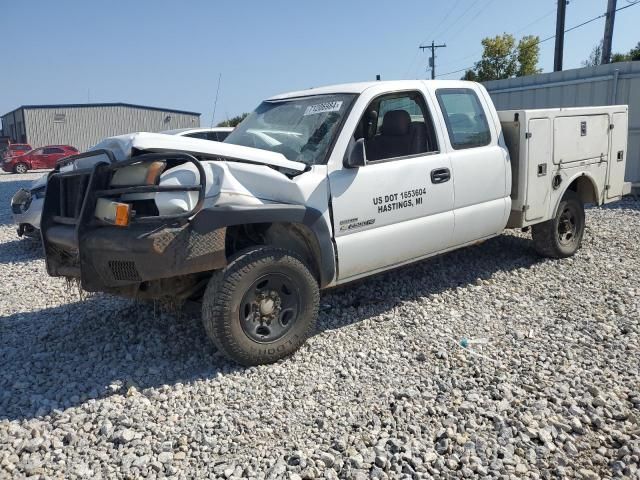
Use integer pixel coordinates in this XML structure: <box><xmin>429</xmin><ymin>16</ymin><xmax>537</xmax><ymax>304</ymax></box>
<box><xmin>155</xmin><ymin>159</ymin><xmax>328</xmax><ymax>215</ymax></box>
<box><xmin>90</xmin><ymin>132</ymin><xmax>307</xmax><ymax>172</ymax></box>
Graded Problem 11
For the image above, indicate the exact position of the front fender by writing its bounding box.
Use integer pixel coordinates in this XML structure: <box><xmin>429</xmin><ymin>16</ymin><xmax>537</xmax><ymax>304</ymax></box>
<box><xmin>191</xmin><ymin>204</ymin><xmax>336</xmax><ymax>287</ymax></box>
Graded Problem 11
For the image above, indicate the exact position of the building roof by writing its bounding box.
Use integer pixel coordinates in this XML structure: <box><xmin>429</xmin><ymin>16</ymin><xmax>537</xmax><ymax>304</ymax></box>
<box><xmin>1</xmin><ymin>102</ymin><xmax>200</xmax><ymax>118</ymax></box>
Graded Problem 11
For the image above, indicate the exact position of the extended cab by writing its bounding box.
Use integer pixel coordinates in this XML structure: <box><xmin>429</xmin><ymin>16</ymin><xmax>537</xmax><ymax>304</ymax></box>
<box><xmin>39</xmin><ymin>80</ymin><xmax>630</xmax><ymax>365</ymax></box>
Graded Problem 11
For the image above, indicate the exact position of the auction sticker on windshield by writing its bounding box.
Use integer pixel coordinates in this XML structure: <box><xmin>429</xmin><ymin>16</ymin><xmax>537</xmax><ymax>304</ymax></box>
<box><xmin>304</xmin><ymin>101</ymin><xmax>343</xmax><ymax>116</ymax></box>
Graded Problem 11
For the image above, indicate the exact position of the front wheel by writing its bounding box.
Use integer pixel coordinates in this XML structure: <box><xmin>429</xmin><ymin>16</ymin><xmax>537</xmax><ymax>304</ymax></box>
<box><xmin>532</xmin><ymin>191</ymin><xmax>585</xmax><ymax>258</ymax></box>
<box><xmin>202</xmin><ymin>247</ymin><xmax>319</xmax><ymax>366</ymax></box>
<box><xmin>14</xmin><ymin>162</ymin><xmax>28</xmax><ymax>174</ymax></box>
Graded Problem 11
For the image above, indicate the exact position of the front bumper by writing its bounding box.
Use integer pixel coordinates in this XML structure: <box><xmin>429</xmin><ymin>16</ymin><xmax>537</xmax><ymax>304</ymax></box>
<box><xmin>41</xmin><ymin>150</ymin><xmax>221</xmax><ymax>294</ymax></box>
<box><xmin>45</xmin><ymin>221</ymin><xmax>226</xmax><ymax>292</ymax></box>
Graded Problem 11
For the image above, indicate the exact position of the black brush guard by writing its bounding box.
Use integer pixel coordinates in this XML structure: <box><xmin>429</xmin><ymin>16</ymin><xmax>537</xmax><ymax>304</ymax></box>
<box><xmin>42</xmin><ymin>150</ymin><xmax>227</xmax><ymax>292</ymax></box>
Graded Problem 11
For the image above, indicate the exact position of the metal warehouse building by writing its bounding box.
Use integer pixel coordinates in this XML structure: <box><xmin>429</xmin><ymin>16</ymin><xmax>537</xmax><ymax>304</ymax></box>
<box><xmin>0</xmin><ymin>103</ymin><xmax>200</xmax><ymax>152</ymax></box>
<box><xmin>484</xmin><ymin>61</ymin><xmax>640</xmax><ymax>188</ymax></box>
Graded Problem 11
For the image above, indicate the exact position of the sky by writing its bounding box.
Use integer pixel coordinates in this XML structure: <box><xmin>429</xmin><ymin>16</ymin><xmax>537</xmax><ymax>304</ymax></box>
<box><xmin>2</xmin><ymin>0</ymin><xmax>638</xmax><ymax>126</ymax></box>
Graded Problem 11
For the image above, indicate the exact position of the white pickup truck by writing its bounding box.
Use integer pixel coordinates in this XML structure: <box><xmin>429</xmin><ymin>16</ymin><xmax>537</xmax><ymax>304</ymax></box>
<box><xmin>40</xmin><ymin>80</ymin><xmax>629</xmax><ymax>365</ymax></box>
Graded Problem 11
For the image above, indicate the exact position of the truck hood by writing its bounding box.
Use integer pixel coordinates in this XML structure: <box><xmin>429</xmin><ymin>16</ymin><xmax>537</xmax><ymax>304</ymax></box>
<box><xmin>90</xmin><ymin>132</ymin><xmax>307</xmax><ymax>173</ymax></box>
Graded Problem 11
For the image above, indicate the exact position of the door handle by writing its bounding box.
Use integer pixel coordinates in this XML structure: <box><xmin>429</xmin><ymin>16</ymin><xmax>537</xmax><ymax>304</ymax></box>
<box><xmin>430</xmin><ymin>168</ymin><xmax>451</xmax><ymax>184</ymax></box>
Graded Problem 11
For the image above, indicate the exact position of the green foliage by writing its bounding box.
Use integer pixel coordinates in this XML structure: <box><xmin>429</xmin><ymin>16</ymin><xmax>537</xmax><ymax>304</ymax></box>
<box><xmin>462</xmin><ymin>69</ymin><xmax>478</xmax><ymax>81</ymax></box>
<box><xmin>583</xmin><ymin>41</ymin><xmax>603</xmax><ymax>66</ymax></box>
<box><xmin>517</xmin><ymin>35</ymin><xmax>542</xmax><ymax>77</ymax></box>
<box><xmin>462</xmin><ymin>33</ymin><xmax>541</xmax><ymax>81</ymax></box>
<box><xmin>217</xmin><ymin>113</ymin><xmax>249</xmax><ymax>128</ymax></box>
<box><xmin>584</xmin><ymin>41</ymin><xmax>640</xmax><ymax>65</ymax></box>
<box><xmin>474</xmin><ymin>34</ymin><xmax>517</xmax><ymax>81</ymax></box>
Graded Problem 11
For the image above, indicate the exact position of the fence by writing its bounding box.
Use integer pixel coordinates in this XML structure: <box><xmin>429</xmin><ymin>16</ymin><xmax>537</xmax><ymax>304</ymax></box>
<box><xmin>484</xmin><ymin>61</ymin><xmax>640</xmax><ymax>186</ymax></box>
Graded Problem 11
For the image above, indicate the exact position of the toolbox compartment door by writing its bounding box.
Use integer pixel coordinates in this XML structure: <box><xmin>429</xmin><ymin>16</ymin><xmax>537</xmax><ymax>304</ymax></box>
<box><xmin>553</xmin><ymin>114</ymin><xmax>609</xmax><ymax>165</ymax></box>
<box><xmin>606</xmin><ymin>112</ymin><xmax>628</xmax><ymax>199</ymax></box>
<box><xmin>525</xmin><ymin>118</ymin><xmax>551</xmax><ymax>222</ymax></box>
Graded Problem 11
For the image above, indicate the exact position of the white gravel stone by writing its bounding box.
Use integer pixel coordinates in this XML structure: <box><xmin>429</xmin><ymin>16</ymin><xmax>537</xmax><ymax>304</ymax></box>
<box><xmin>0</xmin><ymin>171</ymin><xmax>639</xmax><ymax>478</ymax></box>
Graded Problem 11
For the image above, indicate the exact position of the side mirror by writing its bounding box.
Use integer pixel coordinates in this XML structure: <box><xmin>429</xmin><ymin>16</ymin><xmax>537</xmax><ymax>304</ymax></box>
<box><xmin>344</xmin><ymin>138</ymin><xmax>367</xmax><ymax>168</ymax></box>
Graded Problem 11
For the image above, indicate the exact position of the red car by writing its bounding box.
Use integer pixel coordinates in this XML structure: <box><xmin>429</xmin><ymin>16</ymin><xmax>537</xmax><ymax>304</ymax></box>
<box><xmin>1</xmin><ymin>143</ymin><xmax>33</xmax><ymax>162</ymax></box>
<box><xmin>3</xmin><ymin>145</ymin><xmax>78</xmax><ymax>173</ymax></box>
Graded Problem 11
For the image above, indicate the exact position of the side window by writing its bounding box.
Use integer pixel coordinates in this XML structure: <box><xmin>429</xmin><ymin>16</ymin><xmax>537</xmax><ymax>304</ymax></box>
<box><xmin>44</xmin><ymin>147</ymin><xmax>64</xmax><ymax>154</ymax></box>
<box><xmin>436</xmin><ymin>88</ymin><xmax>491</xmax><ymax>149</ymax></box>
<box><xmin>355</xmin><ymin>91</ymin><xmax>438</xmax><ymax>162</ymax></box>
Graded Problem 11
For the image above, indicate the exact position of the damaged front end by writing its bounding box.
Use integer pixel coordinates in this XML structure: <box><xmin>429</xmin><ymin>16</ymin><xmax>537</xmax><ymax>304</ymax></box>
<box><xmin>41</xmin><ymin>150</ymin><xmax>226</xmax><ymax>300</ymax></box>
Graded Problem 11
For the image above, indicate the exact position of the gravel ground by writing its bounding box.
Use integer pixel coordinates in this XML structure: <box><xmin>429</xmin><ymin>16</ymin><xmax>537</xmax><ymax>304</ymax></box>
<box><xmin>0</xmin><ymin>170</ymin><xmax>639</xmax><ymax>479</ymax></box>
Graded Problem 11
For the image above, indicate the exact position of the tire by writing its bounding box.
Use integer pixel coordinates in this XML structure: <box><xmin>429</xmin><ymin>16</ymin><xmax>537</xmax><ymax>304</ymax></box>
<box><xmin>14</xmin><ymin>162</ymin><xmax>28</xmax><ymax>174</ymax></box>
<box><xmin>532</xmin><ymin>191</ymin><xmax>585</xmax><ymax>258</ymax></box>
<box><xmin>202</xmin><ymin>246</ymin><xmax>319</xmax><ymax>366</ymax></box>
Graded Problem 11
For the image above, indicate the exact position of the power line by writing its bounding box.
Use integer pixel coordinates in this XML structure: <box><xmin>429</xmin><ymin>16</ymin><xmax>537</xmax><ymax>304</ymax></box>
<box><xmin>427</xmin><ymin>0</ymin><xmax>463</xmax><ymax>43</ymax></box>
<box><xmin>421</xmin><ymin>0</ymin><xmax>483</xmax><ymax>47</ymax></box>
<box><xmin>436</xmin><ymin>7</ymin><xmax>556</xmax><ymax>72</ymax></box>
<box><xmin>444</xmin><ymin>0</ymin><xmax>498</xmax><ymax>44</ymax></box>
<box><xmin>436</xmin><ymin>0</ymin><xmax>640</xmax><ymax>78</ymax></box>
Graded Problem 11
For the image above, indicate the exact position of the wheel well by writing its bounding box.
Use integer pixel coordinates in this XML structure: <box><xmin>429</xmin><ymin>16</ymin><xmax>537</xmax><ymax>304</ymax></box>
<box><xmin>566</xmin><ymin>175</ymin><xmax>598</xmax><ymax>205</ymax></box>
<box><xmin>225</xmin><ymin>222</ymin><xmax>322</xmax><ymax>280</ymax></box>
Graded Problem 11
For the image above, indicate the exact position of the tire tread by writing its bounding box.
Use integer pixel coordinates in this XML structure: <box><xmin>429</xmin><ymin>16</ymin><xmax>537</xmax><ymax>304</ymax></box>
<box><xmin>202</xmin><ymin>247</ymin><xmax>319</xmax><ymax>366</ymax></box>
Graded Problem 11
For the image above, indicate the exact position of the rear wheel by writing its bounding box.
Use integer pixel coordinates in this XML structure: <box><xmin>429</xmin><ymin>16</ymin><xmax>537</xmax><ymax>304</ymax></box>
<box><xmin>532</xmin><ymin>191</ymin><xmax>585</xmax><ymax>258</ymax></box>
<box><xmin>202</xmin><ymin>247</ymin><xmax>319</xmax><ymax>366</ymax></box>
<box><xmin>14</xmin><ymin>162</ymin><xmax>28</xmax><ymax>174</ymax></box>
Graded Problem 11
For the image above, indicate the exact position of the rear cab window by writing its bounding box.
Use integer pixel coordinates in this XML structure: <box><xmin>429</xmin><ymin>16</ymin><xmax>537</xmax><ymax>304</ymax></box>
<box><xmin>436</xmin><ymin>88</ymin><xmax>492</xmax><ymax>149</ymax></box>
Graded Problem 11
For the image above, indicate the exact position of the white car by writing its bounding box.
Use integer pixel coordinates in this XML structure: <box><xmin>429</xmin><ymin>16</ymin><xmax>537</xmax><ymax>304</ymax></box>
<box><xmin>161</xmin><ymin>126</ymin><xmax>234</xmax><ymax>142</ymax></box>
<box><xmin>11</xmin><ymin>127</ymin><xmax>234</xmax><ymax>237</ymax></box>
<box><xmin>11</xmin><ymin>174</ymin><xmax>47</xmax><ymax>237</ymax></box>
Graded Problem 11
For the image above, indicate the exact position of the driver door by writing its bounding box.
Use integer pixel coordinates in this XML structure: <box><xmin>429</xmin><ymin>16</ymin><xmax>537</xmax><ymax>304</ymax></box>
<box><xmin>329</xmin><ymin>90</ymin><xmax>455</xmax><ymax>282</ymax></box>
<box><xmin>29</xmin><ymin>149</ymin><xmax>45</xmax><ymax>169</ymax></box>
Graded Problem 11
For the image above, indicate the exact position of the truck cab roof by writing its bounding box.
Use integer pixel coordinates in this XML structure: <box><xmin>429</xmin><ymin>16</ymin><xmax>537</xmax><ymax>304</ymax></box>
<box><xmin>267</xmin><ymin>80</ymin><xmax>477</xmax><ymax>100</ymax></box>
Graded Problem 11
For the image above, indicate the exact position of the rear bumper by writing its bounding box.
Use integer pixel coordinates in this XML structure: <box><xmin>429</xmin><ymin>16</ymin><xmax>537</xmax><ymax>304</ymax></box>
<box><xmin>45</xmin><ymin>222</ymin><xmax>226</xmax><ymax>291</ymax></box>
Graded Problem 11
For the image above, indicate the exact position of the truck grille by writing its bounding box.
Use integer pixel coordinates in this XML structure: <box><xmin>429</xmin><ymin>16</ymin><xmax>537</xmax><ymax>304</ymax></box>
<box><xmin>108</xmin><ymin>260</ymin><xmax>141</xmax><ymax>281</ymax></box>
<box><xmin>59</xmin><ymin>174</ymin><xmax>90</xmax><ymax>220</ymax></box>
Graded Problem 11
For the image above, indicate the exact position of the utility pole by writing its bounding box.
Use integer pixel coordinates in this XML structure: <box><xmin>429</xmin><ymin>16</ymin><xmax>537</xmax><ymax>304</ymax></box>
<box><xmin>419</xmin><ymin>41</ymin><xmax>446</xmax><ymax>79</ymax></box>
<box><xmin>602</xmin><ymin>0</ymin><xmax>617</xmax><ymax>64</ymax></box>
<box><xmin>554</xmin><ymin>0</ymin><xmax>567</xmax><ymax>71</ymax></box>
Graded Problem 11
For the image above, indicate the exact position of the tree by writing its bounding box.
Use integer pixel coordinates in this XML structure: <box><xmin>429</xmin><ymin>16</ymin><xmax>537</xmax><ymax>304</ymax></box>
<box><xmin>611</xmin><ymin>52</ymin><xmax>631</xmax><ymax>63</ymax></box>
<box><xmin>474</xmin><ymin>34</ymin><xmax>517</xmax><ymax>81</ymax></box>
<box><xmin>517</xmin><ymin>35</ymin><xmax>542</xmax><ymax>77</ymax></box>
<box><xmin>583</xmin><ymin>41</ymin><xmax>640</xmax><ymax>65</ymax></box>
<box><xmin>461</xmin><ymin>33</ymin><xmax>541</xmax><ymax>81</ymax></box>
<box><xmin>583</xmin><ymin>41</ymin><xmax>603</xmax><ymax>66</ymax></box>
<box><xmin>216</xmin><ymin>113</ymin><xmax>249</xmax><ymax>128</ymax></box>
<box><xmin>462</xmin><ymin>69</ymin><xmax>478</xmax><ymax>81</ymax></box>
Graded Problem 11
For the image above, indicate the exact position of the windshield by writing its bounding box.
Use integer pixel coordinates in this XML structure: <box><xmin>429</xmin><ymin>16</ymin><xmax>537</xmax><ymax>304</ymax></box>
<box><xmin>224</xmin><ymin>93</ymin><xmax>356</xmax><ymax>165</ymax></box>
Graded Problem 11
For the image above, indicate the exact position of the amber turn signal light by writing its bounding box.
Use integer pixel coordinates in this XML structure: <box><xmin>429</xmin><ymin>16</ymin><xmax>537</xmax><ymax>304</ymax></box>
<box><xmin>114</xmin><ymin>203</ymin><xmax>131</xmax><ymax>227</ymax></box>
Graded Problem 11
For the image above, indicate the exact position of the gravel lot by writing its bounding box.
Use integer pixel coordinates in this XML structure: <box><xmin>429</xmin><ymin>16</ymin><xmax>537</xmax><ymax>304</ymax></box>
<box><xmin>0</xmin><ymin>170</ymin><xmax>639</xmax><ymax>479</ymax></box>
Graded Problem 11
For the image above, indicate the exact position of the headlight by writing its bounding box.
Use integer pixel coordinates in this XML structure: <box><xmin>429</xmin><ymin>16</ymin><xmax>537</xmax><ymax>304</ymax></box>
<box><xmin>11</xmin><ymin>189</ymin><xmax>32</xmax><ymax>214</ymax></box>
<box><xmin>110</xmin><ymin>161</ymin><xmax>166</xmax><ymax>187</ymax></box>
